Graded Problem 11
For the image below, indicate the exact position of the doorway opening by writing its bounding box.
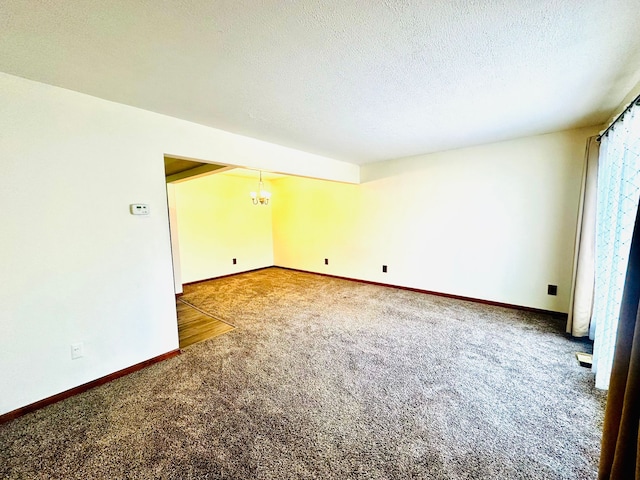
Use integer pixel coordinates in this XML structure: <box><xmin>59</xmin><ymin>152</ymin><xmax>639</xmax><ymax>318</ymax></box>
<box><xmin>164</xmin><ymin>156</ymin><xmax>233</xmax><ymax>348</ymax></box>
<box><xmin>163</xmin><ymin>156</ymin><xmax>283</xmax><ymax>347</ymax></box>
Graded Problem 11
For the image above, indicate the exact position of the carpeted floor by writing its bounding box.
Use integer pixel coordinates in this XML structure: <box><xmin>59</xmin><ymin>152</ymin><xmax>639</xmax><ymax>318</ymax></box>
<box><xmin>0</xmin><ymin>267</ymin><xmax>606</xmax><ymax>479</ymax></box>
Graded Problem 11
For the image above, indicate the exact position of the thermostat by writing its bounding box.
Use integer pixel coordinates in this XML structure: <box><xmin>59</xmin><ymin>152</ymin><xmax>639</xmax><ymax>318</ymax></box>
<box><xmin>130</xmin><ymin>204</ymin><xmax>150</xmax><ymax>215</ymax></box>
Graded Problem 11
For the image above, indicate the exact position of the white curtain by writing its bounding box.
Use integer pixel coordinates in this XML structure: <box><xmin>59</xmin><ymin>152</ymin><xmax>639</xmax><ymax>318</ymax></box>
<box><xmin>566</xmin><ymin>136</ymin><xmax>599</xmax><ymax>337</ymax></box>
<box><xmin>591</xmin><ymin>101</ymin><xmax>640</xmax><ymax>389</ymax></box>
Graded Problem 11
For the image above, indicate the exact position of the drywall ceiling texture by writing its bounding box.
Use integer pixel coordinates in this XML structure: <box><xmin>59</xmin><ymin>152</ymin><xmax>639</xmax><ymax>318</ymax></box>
<box><xmin>1</xmin><ymin>0</ymin><xmax>639</xmax><ymax>164</ymax></box>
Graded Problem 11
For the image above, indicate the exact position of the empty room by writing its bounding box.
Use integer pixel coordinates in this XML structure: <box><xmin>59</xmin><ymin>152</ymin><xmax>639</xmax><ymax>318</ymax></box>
<box><xmin>2</xmin><ymin>1</ymin><xmax>640</xmax><ymax>479</ymax></box>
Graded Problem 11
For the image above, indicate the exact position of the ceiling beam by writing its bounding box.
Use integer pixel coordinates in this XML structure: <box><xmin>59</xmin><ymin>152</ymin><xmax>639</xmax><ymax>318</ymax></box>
<box><xmin>166</xmin><ymin>164</ymin><xmax>232</xmax><ymax>183</ymax></box>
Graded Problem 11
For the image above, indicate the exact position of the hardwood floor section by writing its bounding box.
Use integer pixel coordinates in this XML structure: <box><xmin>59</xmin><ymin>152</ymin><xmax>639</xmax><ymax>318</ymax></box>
<box><xmin>177</xmin><ymin>299</ymin><xmax>235</xmax><ymax>348</ymax></box>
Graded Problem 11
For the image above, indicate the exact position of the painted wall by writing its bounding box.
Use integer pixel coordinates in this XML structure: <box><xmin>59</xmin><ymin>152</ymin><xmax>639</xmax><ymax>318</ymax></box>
<box><xmin>166</xmin><ymin>183</ymin><xmax>184</xmax><ymax>294</ymax></box>
<box><xmin>272</xmin><ymin>126</ymin><xmax>601</xmax><ymax>312</ymax></box>
<box><xmin>0</xmin><ymin>72</ymin><xmax>356</xmax><ymax>416</ymax></box>
<box><xmin>0</xmin><ymin>69</ymin><xmax>604</xmax><ymax>416</ymax></box>
<box><xmin>173</xmin><ymin>173</ymin><xmax>274</xmax><ymax>283</ymax></box>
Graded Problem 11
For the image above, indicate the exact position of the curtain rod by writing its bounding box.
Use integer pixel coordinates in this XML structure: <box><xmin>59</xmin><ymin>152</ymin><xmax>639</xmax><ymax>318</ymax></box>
<box><xmin>597</xmin><ymin>93</ymin><xmax>640</xmax><ymax>141</ymax></box>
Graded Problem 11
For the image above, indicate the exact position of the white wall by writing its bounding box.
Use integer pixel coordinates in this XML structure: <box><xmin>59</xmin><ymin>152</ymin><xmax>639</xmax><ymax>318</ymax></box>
<box><xmin>174</xmin><ymin>173</ymin><xmax>274</xmax><ymax>283</ymax></box>
<box><xmin>0</xmin><ymin>72</ymin><xmax>356</xmax><ymax>415</ymax></box>
<box><xmin>166</xmin><ymin>183</ymin><xmax>183</xmax><ymax>294</ymax></box>
<box><xmin>0</xmin><ymin>69</ymin><xmax>604</xmax><ymax>415</ymax></box>
<box><xmin>272</xmin><ymin>126</ymin><xmax>601</xmax><ymax>312</ymax></box>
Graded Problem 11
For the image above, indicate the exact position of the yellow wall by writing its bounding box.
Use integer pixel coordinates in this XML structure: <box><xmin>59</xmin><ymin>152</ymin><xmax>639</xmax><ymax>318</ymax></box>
<box><xmin>272</xmin><ymin>178</ymin><xmax>360</xmax><ymax>273</ymax></box>
<box><xmin>173</xmin><ymin>173</ymin><xmax>274</xmax><ymax>283</ymax></box>
<box><xmin>272</xmin><ymin>126</ymin><xmax>601</xmax><ymax>312</ymax></box>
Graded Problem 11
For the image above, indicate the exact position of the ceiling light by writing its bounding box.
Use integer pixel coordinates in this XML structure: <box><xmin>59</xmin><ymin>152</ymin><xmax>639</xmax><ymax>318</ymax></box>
<box><xmin>250</xmin><ymin>171</ymin><xmax>271</xmax><ymax>205</ymax></box>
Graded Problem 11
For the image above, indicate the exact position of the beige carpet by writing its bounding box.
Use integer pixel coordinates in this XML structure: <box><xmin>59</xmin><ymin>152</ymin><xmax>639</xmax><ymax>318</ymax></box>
<box><xmin>0</xmin><ymin>267</ymin><xmax>606</xmax><ymax>479</ymax></box>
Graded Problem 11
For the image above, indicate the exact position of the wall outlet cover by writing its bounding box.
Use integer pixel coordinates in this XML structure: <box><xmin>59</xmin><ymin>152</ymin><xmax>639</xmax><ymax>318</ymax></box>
<box><xmin>71</xmin><ymin>342</ymin><xmax>84</xmax><ymax>360</ymax></box>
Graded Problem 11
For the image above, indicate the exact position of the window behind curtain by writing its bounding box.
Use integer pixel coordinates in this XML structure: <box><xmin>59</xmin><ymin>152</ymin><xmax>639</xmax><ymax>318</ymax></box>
<box><xmin>591</xmin><ymin>101</ymin><xmax>640</xmax><ymax>389</ymax></box>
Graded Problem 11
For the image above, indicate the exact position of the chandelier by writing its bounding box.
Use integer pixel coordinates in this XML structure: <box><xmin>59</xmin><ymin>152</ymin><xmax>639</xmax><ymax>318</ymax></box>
<box><xmin>250</xmin><ymin>171</ymin><xmax>271</xmax><ymax>205</ymax></box>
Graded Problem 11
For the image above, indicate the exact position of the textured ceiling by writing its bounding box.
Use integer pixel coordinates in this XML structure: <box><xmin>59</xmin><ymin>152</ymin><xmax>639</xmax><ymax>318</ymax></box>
<box><xmin>1</xmin><ymin>1</ymin><xmax>639</xmax><ymax>164</ymax></box>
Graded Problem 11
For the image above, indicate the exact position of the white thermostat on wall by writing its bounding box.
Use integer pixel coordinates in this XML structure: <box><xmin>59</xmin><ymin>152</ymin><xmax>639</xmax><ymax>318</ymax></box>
<box><xmin>130</xmin><ymin>204</ymin><xmax>150</xmax><ymax>215</ymax></box>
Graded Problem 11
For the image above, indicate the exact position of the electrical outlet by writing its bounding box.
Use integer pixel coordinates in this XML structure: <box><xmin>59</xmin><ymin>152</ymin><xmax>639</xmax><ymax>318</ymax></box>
<box><xmin>324</xmin><ymin>258</ymin><xmax>328</xmax><ymax>265</ymax></box>
<box><xmin>382</xmin><ymin>265</ymin><xmax>388</xmax><ymax>273</ymax></box>
<box><xmin>548</xmin><ymin>284</ymin><xmax>558</xmax><ymax>296</ymax></box>
<box><xmin>232</xmin><ymin>258</ymin><xmax>237</xmax><ymax>265</ymax></box>
<box><xmin>71</xmin><ymin>342</ymin><xmax>84</xmax><ymax>360</ymax></box>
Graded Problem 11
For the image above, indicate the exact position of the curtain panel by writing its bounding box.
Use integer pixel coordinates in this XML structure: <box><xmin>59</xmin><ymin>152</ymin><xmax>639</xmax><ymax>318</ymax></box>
<box><xmin>599</xmin><ymin>199</ymin><xmax>640</xmax><ymax>479</ymax></box>
<box><xmin>591</xmin><ymin>104</ymin><xmax>640</xmax><ymax>389</ymax></box>
<box><xmin>567</xmin><ymin>136</ymin><xmax>599</xmax><ymax>337</ymax></box>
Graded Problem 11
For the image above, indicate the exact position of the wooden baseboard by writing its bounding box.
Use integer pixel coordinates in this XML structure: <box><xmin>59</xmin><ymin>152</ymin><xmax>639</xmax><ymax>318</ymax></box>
<box><xmin>276</xmin><ymin>266</ymin><xmax>568</xmax><ymax>319</ymax></box>
<box><xmin>184</xmin><ymin>264</ymin><xmax>567</xmax><ymax>318</ymax></box>
<box><xmin>182</xmin><ymin>266</ymin><xmax>273</xmax><ymax>286</ymax></box>
<box><xmin>0</xmin><ymin>349</ymin><xmax>181</xmax><ymax>425</ymax></box>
